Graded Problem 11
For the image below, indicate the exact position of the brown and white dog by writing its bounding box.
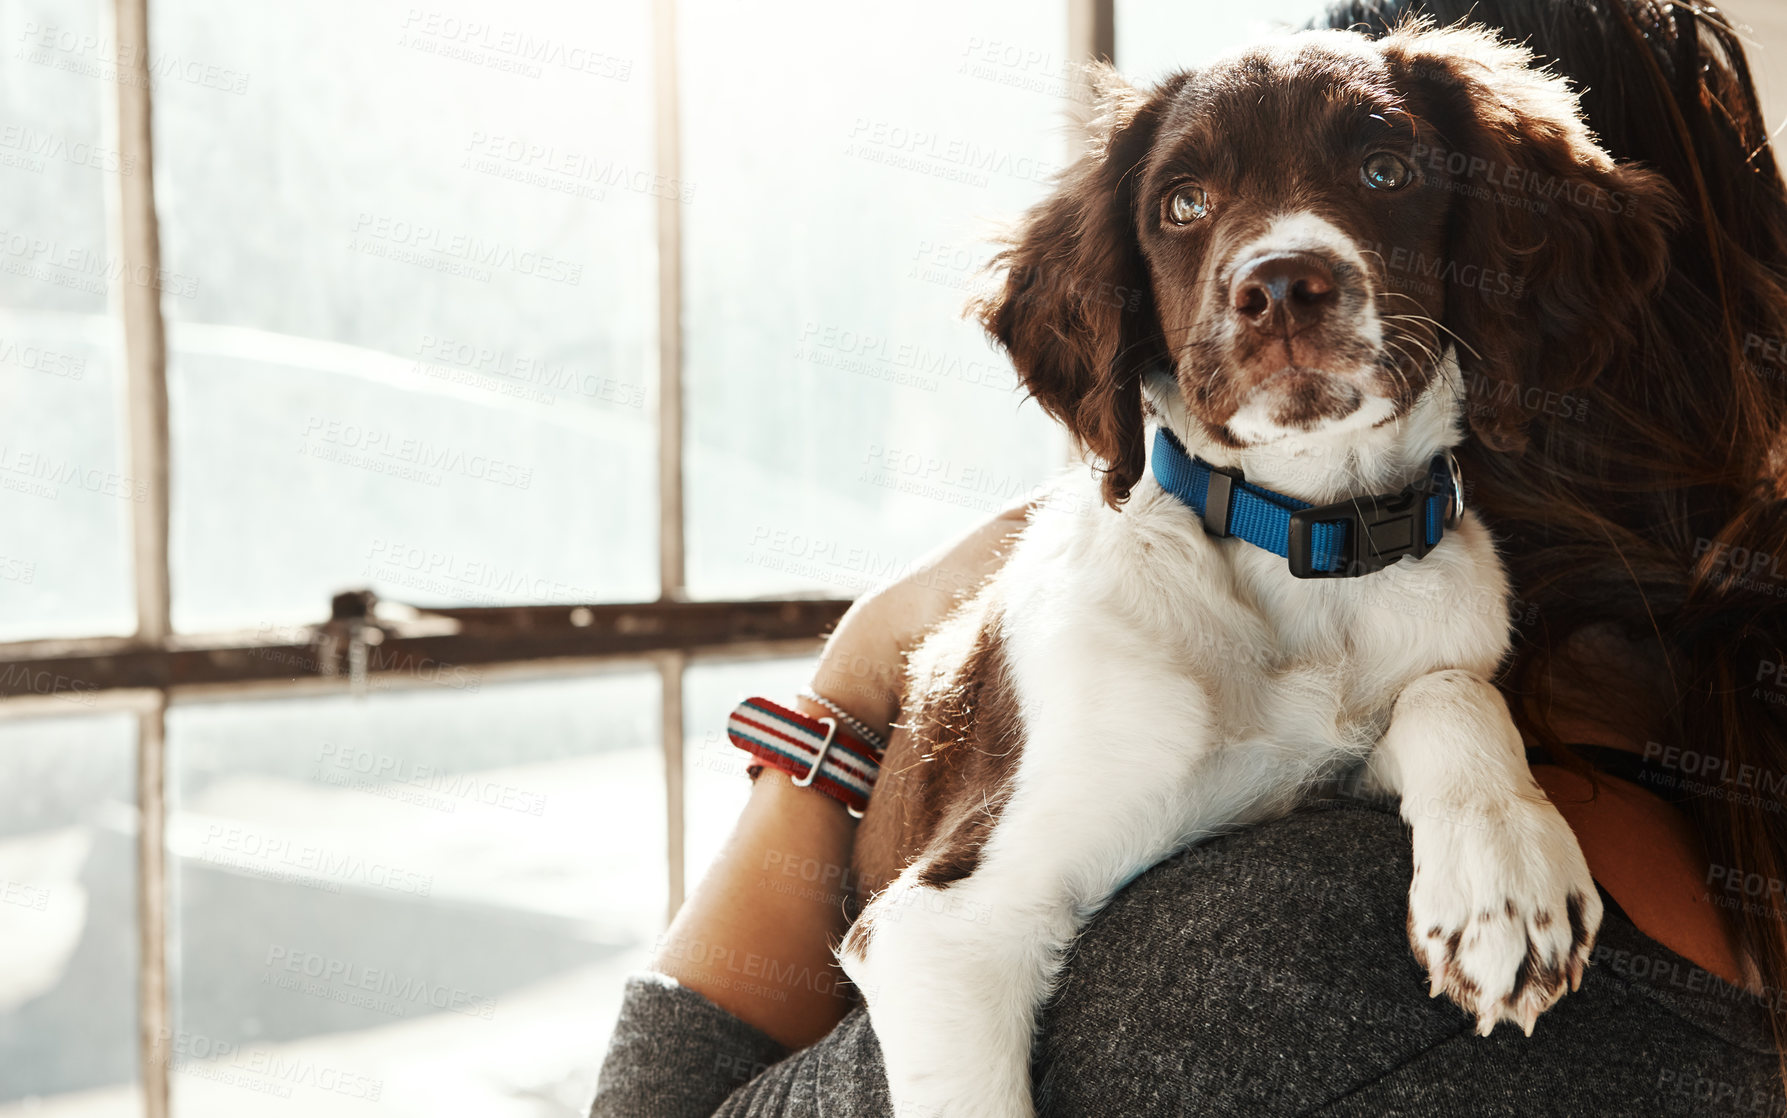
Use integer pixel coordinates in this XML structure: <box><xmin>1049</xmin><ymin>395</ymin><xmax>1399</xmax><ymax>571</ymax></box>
<box><xmin>838</xmin><ymin>22</ymin><xmax>1679</xmax><ymax>1118</ymax></box>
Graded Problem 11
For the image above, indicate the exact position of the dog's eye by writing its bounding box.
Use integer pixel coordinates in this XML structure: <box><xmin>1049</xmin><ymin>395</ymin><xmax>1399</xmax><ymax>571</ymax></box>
<box><xmin>1165</xmin><ymin>185</ymin><xmax>1210</xmax><ymax>225</ymax></box>
<box><xmin>1362</xmin><ymin>152</ymin><xmax>1413</xmax><ymax>191</ymax></box>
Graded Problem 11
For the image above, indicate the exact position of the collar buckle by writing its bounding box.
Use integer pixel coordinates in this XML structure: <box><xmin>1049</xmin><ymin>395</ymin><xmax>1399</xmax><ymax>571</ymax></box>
<box><xmin>1286</xmin><ymin>459</ymin><xmax>1447</xmax><ymax>579</ymax></box>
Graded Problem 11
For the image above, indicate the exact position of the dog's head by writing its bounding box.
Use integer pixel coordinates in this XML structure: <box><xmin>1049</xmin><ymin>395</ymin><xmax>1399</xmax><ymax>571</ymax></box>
<box><xmin>976</xmin><ymin>23</ymin><xmax>1680</xmax><ymax>506</ymax></box>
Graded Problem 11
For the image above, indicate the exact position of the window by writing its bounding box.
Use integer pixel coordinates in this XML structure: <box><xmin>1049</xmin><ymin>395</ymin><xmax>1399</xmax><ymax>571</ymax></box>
<box><xmin>164</xmin><ymin>672</ymin><xmax>661</xmax><ymax>1113</ymax></box>
<box><xmin>151</xmin><ymin>0</ymin><xmax>662</xmax><ymax>630</ymax></box>
<box><xmin>1</xmin><ymin>0</ymin><xmax>1528</xmax><ymax>1112</ymax></box>
<box><xmin>0</xmin><ymin>713</ymin><xmax>140</xmax><ymax>1116</ymax></box>
<box><xmin>0</xmin><ymin>0</ymin><xmax>135</xmax><ymax>641</ymax></box>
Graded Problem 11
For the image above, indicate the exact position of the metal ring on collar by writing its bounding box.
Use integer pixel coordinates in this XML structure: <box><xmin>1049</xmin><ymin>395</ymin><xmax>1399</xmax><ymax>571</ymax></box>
<box><xmin>1443</xmin><ymin>449</ymin><xmax>1465</xmax><ymax>528</ymax></box>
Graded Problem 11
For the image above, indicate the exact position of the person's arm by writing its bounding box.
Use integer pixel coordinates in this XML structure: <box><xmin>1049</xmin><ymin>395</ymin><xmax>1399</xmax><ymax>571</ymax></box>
<box><xmin>650</xmin><ymin>501</ymin><xmax>1028</xmax><ymax>1046</ymax></box>
<box><xmin>591</xmin><ymin>503</ymin><xmax>1028</xmax><ymax>1115</ymax></box>
<box><xmin>652</xmin><ymin>762</ymin><xmax>861</xmax><ymax>1048</ymax></box>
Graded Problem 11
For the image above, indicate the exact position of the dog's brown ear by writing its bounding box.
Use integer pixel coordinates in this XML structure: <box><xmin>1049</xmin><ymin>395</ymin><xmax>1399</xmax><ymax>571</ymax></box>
<box><xmin>972</xmin><ymin>67</ymin><xmax>1182</xmax><ymax>508</ymax></box>
<box><xmin>1383</xmin><ymin>25</ymin><xmax>1682</xmax><ymax>453</ymax></box>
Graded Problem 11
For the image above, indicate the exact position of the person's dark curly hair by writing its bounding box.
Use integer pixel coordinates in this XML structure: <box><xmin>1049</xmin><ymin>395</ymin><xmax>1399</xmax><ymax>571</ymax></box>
<box><xmin>1319</xmin><ymin>0</ymin><xmax>1787</xmax><ymax>1079</ymax></box>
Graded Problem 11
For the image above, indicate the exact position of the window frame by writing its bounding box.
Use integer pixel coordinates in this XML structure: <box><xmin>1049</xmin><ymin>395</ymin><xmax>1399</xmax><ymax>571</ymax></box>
<box><xmin>0</xmin><ymin>0</ymin><xmax>1113</xmax><ymax>1113</ymax></box>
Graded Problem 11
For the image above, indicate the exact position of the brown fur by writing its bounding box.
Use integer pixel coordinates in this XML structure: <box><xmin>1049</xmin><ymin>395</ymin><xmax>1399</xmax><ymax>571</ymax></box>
<box><xmin>1374</xmin><ymin>30</ymin><xmax>1679</xmax><ymax>454</ymax></box>
<box><xmin>850</xmin><ymin>587</ymin><xmax>1025</xmax><ymax>924</ymax></box>
<box><xmin>972</xmin><ymin>29</ymin><xmax>1679</xmax><ymax>509</ymax></box>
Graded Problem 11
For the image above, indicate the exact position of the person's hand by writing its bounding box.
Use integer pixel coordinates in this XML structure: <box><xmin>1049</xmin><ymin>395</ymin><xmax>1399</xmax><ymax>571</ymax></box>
<box><xmin>803</xmin><ymin>499</ymin><xmax>1032</xmax><ymax>739</ymax></box>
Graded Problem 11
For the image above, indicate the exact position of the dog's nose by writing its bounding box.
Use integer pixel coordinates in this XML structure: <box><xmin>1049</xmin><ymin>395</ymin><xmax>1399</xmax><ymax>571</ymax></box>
<box><xmin>1231</xmin><ymin>253</ymin><xmax>1338</xmax><ymax>331</ymax></box>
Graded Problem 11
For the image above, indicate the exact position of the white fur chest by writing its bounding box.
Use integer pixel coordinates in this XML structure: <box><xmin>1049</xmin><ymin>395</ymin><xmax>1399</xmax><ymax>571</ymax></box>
<box><xmin>1004</xmin><ymin>460</ymin><xmax>1510</xmax><ymax>772</ymax></box>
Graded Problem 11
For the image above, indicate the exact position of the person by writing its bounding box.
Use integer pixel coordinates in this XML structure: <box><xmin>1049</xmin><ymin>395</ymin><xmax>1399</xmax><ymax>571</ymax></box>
<box><xmin>591</xmin><ymin>0</ymin><xmax>1787</xmax><ymax>1112</ymax></box>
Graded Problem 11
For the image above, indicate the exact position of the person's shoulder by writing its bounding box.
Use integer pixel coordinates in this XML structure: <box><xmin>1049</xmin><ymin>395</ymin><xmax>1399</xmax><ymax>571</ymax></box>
<box><xmin>1034</xmin><ymin>797</ymin><xmax>1778</xmax><ymax>1117</ymax></box>
<box><xmin>1085</xmin><ymin>795</ymin><xmax>1415</xmax><ymax>960</ymax></box>
<box><xmin>1033</xmin><ymin>798</ymin><xmax>1431</xmax><ymax>1112</ymax></box>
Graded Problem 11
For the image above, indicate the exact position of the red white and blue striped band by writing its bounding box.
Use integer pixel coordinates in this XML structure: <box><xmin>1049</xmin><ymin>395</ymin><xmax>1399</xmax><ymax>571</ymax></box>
<box><xmin>726</xmin><ymin>696</ymin><xmax>882</xmax><ymax>815</ymax></box>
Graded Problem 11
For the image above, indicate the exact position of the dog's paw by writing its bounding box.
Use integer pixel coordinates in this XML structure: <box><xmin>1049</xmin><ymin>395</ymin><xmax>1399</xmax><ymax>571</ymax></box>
<box><xmin>1405</xmin><ymin>790</ymin><xmax>1602</xmax><ymax>1036</ymax></box>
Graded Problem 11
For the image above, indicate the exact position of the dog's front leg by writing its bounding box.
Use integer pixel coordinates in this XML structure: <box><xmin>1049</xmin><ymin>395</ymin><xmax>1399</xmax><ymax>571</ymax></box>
<box><xmin>839</xmin><ymin>702</ymin><xmax>1210</xmax><ymax>1116</ymax></box>
<box><xmin>838</xmin><ymin>854</ymin><xmax>1072</xmax><ymax>1118</ymax></box>
<box><xmin>1368</xmin><ymin>669</ymin><xmax>1602</xmax><ymax>1034</ymax></box>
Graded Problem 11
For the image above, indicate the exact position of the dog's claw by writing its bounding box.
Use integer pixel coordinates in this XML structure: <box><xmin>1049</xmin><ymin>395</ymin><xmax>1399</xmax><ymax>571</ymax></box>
<box><xmin>1406</xmin><ymin>797</ymin><xmax>1602</xmax><ymax>1040</ymax></box>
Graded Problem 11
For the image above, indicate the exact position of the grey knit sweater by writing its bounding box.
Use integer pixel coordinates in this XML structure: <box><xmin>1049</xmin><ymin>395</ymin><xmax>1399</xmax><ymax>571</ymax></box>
<box><xmin>590</xmin><ymin>796</ymin><xmax>1780</xmax><ymax>1117</ymax></box>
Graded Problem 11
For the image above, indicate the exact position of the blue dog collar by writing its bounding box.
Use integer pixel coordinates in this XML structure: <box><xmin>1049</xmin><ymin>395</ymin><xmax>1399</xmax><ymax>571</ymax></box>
<box><xmin>1150</xmin><ymin>427</ymin><xmax>1460</xmax><ymax>578</ymax></box>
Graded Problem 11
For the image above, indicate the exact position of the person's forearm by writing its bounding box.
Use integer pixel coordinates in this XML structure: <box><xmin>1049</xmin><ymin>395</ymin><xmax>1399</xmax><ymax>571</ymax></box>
<box><xmin>651</xmin><ymin>746</ymin><xmax>861</xmax><ymax>1049</ymax></box>
<box><xmin>645</xmin><ymin>507</ymin><xmax>1024</xmax><ymax>1051</ymax></box>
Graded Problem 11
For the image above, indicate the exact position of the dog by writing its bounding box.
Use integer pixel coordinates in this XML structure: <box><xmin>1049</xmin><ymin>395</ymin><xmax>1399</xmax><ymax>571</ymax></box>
<box><xmin>837</xmin><ymin>22</ymin><xmax>1680</xmax><ymax>1118</ymax></box>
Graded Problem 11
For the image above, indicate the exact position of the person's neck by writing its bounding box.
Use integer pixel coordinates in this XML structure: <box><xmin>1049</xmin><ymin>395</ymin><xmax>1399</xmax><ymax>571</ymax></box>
<box><xmin>1523</xmin><ymin>626</ymin><xmax>1755</xmax><ymax>991</ymax></box>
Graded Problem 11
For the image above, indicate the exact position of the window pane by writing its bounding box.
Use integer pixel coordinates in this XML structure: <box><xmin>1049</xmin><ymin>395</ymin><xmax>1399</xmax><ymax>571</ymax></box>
<box><xmin>0</xmin><ymin>0</ymin><xmax>135</xmax><ymax>641</ymax></box>
<box><xmin>151</xmin><ymin>0</ymin><xmax>658</xmax><ymax>632</ymax></box>
<box><xmin>0</xmin><ymin>712</ymin><xmax>141</xmax><ymax>1117</ymax></box>
<box><xmin>1115</xmin><ymin>0</ymin><xmax>1335</xmax><ymax>83</ymax></box>
<box><xmin>681</xmin><ymin>0</ymin><xmax>1070</xmax><ymax>598</ymax></box>
<box><xmin>165</xmin><ymin>671</ymin><xmax>662</xmax><ymax>1116</ymax></box>
<box><xmin>681</xmin><ymin>655</ymin><xmax>817</xmax><ymax>889</ymax></box>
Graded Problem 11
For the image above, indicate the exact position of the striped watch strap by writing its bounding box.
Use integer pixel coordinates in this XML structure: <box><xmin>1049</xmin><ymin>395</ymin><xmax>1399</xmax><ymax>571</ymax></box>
<box><xmin>726</xmin><ymin>697</ymin><xmax>882</xmax><ymax>815</ymax></box>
